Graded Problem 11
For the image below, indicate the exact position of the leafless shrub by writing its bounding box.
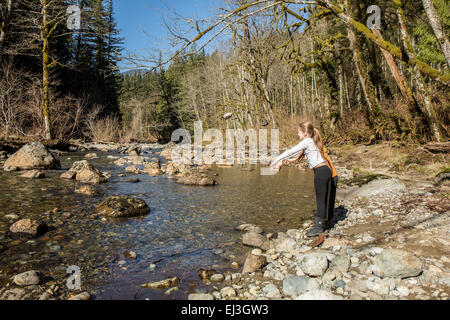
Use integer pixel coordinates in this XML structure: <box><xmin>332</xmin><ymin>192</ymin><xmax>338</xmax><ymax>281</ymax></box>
<box><xmin>50</xmin><ymin>93</ymin><xmax>88</xmax><ymax>140</ymax></box>
<box><xmin>0</xmin><ymin>58</ymin><xmax>30</xmax><ymax>138</ymax></box>
<box><xmin>85</xmin><ymin>105</ymin><xmax>122</xmax><ymax>142</ymax></box>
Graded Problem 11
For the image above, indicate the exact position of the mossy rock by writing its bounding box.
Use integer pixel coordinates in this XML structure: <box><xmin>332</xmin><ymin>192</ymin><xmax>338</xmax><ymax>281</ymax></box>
<box><xmin>341</xmin><ymin>174</ymin><xmax>390</xmax><ymax>187</ymax></box>
<box><xmin>96</xmin><ymin>196</ymin><xmax>150</xmax><ymax>218</ymax></box>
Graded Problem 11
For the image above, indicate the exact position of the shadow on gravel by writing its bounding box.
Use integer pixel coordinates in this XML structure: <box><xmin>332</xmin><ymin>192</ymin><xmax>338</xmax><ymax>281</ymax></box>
<box><xmin>327</xmin><ymin>205</ymin><xmax>349</xmax><ymax>230</ymax></box>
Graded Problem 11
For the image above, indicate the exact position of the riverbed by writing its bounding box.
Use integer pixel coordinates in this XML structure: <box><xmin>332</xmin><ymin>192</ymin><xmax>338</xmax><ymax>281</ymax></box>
<box><xmin>0</xmin><ymin>147</ymin><xmax>318</xmax><ymax>300</ymax></box>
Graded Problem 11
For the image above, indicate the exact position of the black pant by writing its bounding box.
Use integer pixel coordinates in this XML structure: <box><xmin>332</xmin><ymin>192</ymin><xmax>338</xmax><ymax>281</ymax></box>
<box><xmin>313</xmin><ymin>166</ymin><xmax>336</xmax><ymax>223</ymax></box>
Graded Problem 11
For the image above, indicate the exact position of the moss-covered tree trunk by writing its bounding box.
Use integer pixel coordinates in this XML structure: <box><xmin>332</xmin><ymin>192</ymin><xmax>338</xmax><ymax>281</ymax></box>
<box><xmin>41</xmin><ymin>0</ymin><xmax>52</xmax><ymax>140</ymax></box>
<box><xmin>372</xmin><ymin>29</ymin><xmax>419</xmax><ymax>113</ymax></box>
<box><xmin>320</xmin><ymin>0</ymin><xmax>449</xmax><ymax>85</ymax></box>
<box><xmin>395</xmin><ymin>1</ymin><xmax>442</xmax><ymax>142</ymax></box>
<box><xmin>421</xmin><ymin>0</ymin><xmax>450</xmax><ymax>68</ymax></box>
<box><xmin>344</xmin><ymin>0</ymin><xmax>380</xmax><ymax>120</ymax></box>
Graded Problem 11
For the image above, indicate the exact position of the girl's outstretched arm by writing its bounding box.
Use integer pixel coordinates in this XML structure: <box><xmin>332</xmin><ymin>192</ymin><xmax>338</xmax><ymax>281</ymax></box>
<box><xmin>270</xmin><ymin>141</ymin><xmax>307</xmax><ymax>170</ymax></box>
<box><xmin>285</xmin><ymin>150</ymin><xmax>305</xmax><ymax>163</ymax></box>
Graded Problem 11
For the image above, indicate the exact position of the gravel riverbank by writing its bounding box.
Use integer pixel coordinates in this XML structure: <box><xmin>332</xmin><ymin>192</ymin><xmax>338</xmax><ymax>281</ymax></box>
<box><xmin>189</xmin><ymin>166</ymin><xmax>449</xmax><ymax>300</ymax></box>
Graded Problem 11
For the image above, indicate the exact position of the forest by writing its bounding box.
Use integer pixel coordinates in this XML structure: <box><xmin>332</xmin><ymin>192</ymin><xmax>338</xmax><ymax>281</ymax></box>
<box><xmin>0</xmin><ymin>0</ymin><xmax>122</xmax><ymax>141</ymax></box>
<box><xmin>1</xmin><ymin>0</ymin><xmax>449</xmax><ymax>145</ymax></box>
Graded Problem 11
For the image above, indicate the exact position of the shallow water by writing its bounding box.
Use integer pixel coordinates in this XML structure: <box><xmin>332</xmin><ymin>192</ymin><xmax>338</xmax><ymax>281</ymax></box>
<box><xmin>0</xmin><ymin>149</ymin><xmax>316</xmax><ymax>300</ymax></box>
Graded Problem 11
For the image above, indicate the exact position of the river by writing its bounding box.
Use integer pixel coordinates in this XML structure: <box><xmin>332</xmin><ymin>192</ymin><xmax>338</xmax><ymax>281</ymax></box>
<box><xmin>0</xmin><ymin>147</ymin><xmax>317</xmax><ymax>300</ymax></box>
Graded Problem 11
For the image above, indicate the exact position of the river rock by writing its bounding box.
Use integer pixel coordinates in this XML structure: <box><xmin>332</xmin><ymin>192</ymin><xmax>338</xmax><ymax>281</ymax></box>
<box><xmin>242</xmin><ymin>232</ymin><xmax>270</xmax><ymax>250</ymax></box>
<box><xmin>347</xmin><ymin>280</ymin><xmax>369</xmax><ymax>293</ymax></box>
<box><xmin>144</xmin><ymin>160</ymin><xmax>163</xmax><ymax>176</ymax></box>
<box><xmin>321</xmin><ymin>237</ymin><xmax>349</xmax><ymax>249</ymax></box>
<box><xmin>139</xmin><ymin>277</ymin><xmax>180</xmax><ymax>289</ymax></box>
<box><xmin>331</xmin><ymin>254</ymin><xmax>351</xmax><ymax>273</ymax></box>
<box><xmin>372</xmin><ymin>249</ymin><xmax>423</xmax><ymax>279</ymax></box>
<box><xmin>242</xmin><ymin>254</ymin><xmax>267</xmax><ymax>273</ymax></box>
<box><xmin>114</xmin><ymin>158</ymin><xmax>128</xmax><ymax>166</ymax></box>
<box><xmin>62</xmin><ymin>160</ymin><xmax>107</xmax><ymax>184</ymax></box>
<box><xmin>124</xmin><ymin>145</ymin><xmax>141</xmax><ymax>156</ymax></box>
<box><xmin>60</xmin><ymin>170</ymin><xmax>77</xmax><ymax>179</ymax></box>
<box><xmin>220</xmin><ymin>287</ymin><xmax>237</xmax><ymax>298</ymax></box>
<box><xmin>210</xmin><ymin>274</ymin><xmax>225</xmax><ymax>282</ymax></box>
<box><xmin>124</xmin><ymin>250</ymin><xmax>137</xmax><ymax>259</ymax></box>
<box><xmin>125</xmin><ymin>165</ymin><xmax>139</xmax><ymax>173</ymax></box>
<box><xmin>299</xmin><ymin>253</ymin><xmax>329</xmax><ymax>277</ymax></box>
<box><xmin>295</xmin><ymin>289</ymin><xmax>343</xmax><ymax>300</ymax></box>
<box><xmin>9</xmin><ymin>219</ymin><xmax>48</xmax><ymax>236</ymax></box>
<box><xmin>282</xmin><ymin>275</ymin><xmax>320</xmax><ymax>297</ymax></box>
<box><xmin>161</xmin><ymin>162</ymin><xmax>191</xmax><ymax>176</ymax></box>
<box><xmin>75</xmin><ymin>185</ymin><xmax>98</xmax><ymax>196</ymax></box>
<box><xmin>176</xmin><ymin>172</ymin><xmax>217</xmax><ymax>186</ymax></box>
<box><xmin>0</xmin><ymin>288</ymin><xmax>27</xmax><ymax>300</ymax></box>
<box><xmin>159</xmin><ymin>146</ymin><xmax>172</xmax><ymax>160</ymax></box>
<box><xmin>3</xmin><ymin>142</ymin><xmax>61</xmax><ymax>171</ymax></box>
<box><xmin>197</xmin><ymin>269</ymin><xmax>216</xmax><ymax>282</ymax></box>
<box><xmin>13</xmin><ymin>270</ymin><xmax>41</xmax><ymax>286</ymax></box>
<box><xmin>236</xmin><ymin>224</ymin><xmax>263</xmax><ymax>234</ymax></box>
<box><xmin>188</xmin><ymin>293</ymin><xmax>214</xmax><ymax>300</ymax></box>
<box><xmin>96</xmin><ymin>196</ymin><xmax>151</xmax><ymax>218</ymax></box>
<box><xmin>271</xmin><ymin>237</ymin><xmax>299</xmax><ymax>255</ymax></box>
<box><xmin>322</xmin><ymin>268</ymin><xmax>343</xmax><ymax>288</ymax></box>
<box><xmin>84</xmin><ymin>153</ymin><xmax>98</xmax><ymax>159</ymax></box>
<box><xmin>161</xmin><ymin>162</ymin><xmax>178</xmax><ymax>175</ymax></box>
<box><xmin>20</xmin><ymin>170</ymin><xmax>45</xmax><ymax>179</ymax></box>
<box><xmin>68</xmin><ymin>292</ymin><xmax>91</xmax><ymax>300</ymax></box>
<box><xmin>262</xmin><ymin>284</ymin><xmax>281</xmax><ymax>298</ymax></box>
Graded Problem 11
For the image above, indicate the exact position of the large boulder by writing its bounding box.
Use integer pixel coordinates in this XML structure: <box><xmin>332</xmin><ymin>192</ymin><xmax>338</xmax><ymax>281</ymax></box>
<box><xmin>3</xmin><ymin>142</ymin><xmax>60</xmax><ymax>171</ymax></box>
<box><xmin>371</xmin><ymin>249</ymin><xmax>423</xmax><ymax>279</ymax></box>
<box><xmin>61</xmin><ymin>160</ymin><xmax>107</xmax><ymax>184</ymax></box>
<box><xmin>9</xmin><ymin>219</ymin><xmax>48</xmax><ymax>236</ymax></box>
<box><xmin>96</xmin><ymin>196</ymin><xmax>150</xmax><ymax>218</ymax></box>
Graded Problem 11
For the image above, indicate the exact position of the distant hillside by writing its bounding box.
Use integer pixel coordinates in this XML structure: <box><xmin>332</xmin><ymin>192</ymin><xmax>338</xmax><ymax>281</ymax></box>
<box><xmin>121</xmin><ymin>69</ymin><xmax>150</xmax><ymax>77</ymax></box>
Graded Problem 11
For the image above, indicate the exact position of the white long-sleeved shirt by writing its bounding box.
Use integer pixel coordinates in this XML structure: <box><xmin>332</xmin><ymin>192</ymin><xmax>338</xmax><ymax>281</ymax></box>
<box><xmin>272</xmin><ymin>138</ymin><xmax>326</xmax><ymax>169</ymax></box>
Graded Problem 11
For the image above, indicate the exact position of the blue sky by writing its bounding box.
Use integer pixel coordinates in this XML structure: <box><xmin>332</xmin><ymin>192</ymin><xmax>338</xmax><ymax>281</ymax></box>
<box><xmin>114</xmin><ymin>0</ymin><xmax>226</xmax><ymax>70</ymax></box>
